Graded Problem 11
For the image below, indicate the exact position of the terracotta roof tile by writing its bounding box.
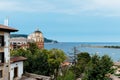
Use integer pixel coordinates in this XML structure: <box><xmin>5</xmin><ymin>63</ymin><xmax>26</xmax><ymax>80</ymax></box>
<box><xmin>0</xmin><ymin>24</ymin><xmax>18</xmax><ymax>32</ymax></box>
<box><xmin>61</xmin><ymin>62</ymin><xmax>70</xmax><ymax>67</ymax></box>
<box><xmin>10</xmin><ymin>56</ymin><xmax>27</xmax><ymax>63</ymax></box>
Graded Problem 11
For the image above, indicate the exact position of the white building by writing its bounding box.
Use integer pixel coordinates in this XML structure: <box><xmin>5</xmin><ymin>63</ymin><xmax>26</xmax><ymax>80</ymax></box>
<box><xmin>10</xmin><ymin>56</ymin><xmax>26</xmax><ymax>80</ymax></box>
<box><xmin>10</xmin><ymin>37</ymin><xmax>28</xmax><ymax>50</ymax></box>
<box><xmin>0</xmin><ymin>21</ymin><xmax>26</xmax><ymax>80</ymax></box>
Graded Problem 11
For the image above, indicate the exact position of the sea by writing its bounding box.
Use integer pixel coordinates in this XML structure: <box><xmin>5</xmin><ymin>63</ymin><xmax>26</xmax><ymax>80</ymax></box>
<box><xmin>44</xmin><ymin>42</ymin><xmax>120</xmax><ymax>62</ymax></box>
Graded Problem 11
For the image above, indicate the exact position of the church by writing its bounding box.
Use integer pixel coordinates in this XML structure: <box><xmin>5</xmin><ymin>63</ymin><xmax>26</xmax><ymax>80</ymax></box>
<box><xmin>28</xmin><ymin>28</ymin><xmax>44</xmax><ymax>49</ymax></box>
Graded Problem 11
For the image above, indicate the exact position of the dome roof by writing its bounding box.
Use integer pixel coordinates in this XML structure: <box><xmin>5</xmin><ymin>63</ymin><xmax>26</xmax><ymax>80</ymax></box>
<box><xmin>28</xmin><ymin>29</ymin><xmax>44</xmax><ymax>42</ymax></box>
<box><xmin>34</xmin><ymin>29</ymin><xmax>42</xmax><ymax>33</ymax></box>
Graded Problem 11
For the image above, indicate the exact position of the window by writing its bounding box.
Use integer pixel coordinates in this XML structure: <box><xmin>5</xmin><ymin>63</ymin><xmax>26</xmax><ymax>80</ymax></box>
<box><xmin>0</xmin><ymin>70</ymin><xmax>3</xmax><ymax>78</ymax></box>
<box><xmin>0</xmin><ymin>36</ymin><xmax>4</xmax><ymax>47</ymax></box>
<box><xmin>0</xmin><ymin>53</ymin><xmax>4</xmax><ymax>63</ymax></box>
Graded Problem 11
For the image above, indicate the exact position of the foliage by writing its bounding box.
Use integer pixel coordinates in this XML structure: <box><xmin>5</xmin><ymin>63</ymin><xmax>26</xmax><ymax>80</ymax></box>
<box><xmin>48</xmin><ymin>48</ymin><xmax>66</xmax><ymax>78</ymax></box>
<box><xmin>77</xmin><ymin>52</ymin><xmax>91</xmax><ymax>62</ymax></box>
<box><xmin>11</xmin><ymin>43</ymin><xmax>66</xmax><ymax>76</ymax></box>
<box><xmin>82</xmin><ymin>54</ymin><xmax>114</xmax><ymax>80</ymax></box>
<box><xmin>27</xmin><ymin>42</ymin><xmax>39</xmax><ymax>54</ymax></box>
<box><xmin>73</xmin><ymin>52</ymin><xmax>91</xmax><ymax>78</ymax></box>
<box><xmin>11</xmin><ymin>43</ymin><xmax>114</xmax><ymax>80</ymax></box>
<box><xmin>69</xmin><ymin>52</ymin><xmax>114</xmax><ymax>80</ymax></box>
<box><xmin>57</xmin><ymin>70</ymin><xmax>75</xmax><ymax>80</ymax></box>
<box><xmin>10</xmin><ymin>34</ymin><xmax>28</xmax><ymax>38</ymax></box>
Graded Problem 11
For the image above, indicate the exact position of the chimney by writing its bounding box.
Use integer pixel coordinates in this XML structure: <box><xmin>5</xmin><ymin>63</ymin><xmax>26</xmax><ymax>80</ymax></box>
<box><xmin>4</xmin><ymin>17</ymin><xmax>9</xmax><ymax>26</ymax></box>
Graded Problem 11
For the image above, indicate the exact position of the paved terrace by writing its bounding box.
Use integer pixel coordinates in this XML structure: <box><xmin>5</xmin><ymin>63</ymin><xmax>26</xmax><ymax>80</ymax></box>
<box><xmin>20</xmin><ymin>73</ymin><xmax>51</xmax><ymax>80</ymax></box>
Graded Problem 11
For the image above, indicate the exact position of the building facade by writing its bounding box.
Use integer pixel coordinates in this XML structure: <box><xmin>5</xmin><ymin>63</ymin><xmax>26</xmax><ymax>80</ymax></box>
<box><xmin>10</xmin><ymin>37</ymin><xmax>28</xmax><ymax>50</ymax></box>
<box><xmin>10</xmin><ymin>56</ymin><xmax>26</xmax><ymax>80</ymax></box>
<box><xmin>0</xmin><ymin>24</ymin><xmax>26</xmax><ymax>80</ymax></box>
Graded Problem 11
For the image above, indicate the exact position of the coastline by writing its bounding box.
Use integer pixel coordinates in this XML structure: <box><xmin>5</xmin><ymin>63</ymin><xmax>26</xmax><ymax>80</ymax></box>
<box><xmin>83</xmin><ymin>45</ymin><xmax>120</xmax><ymax>49</ymax></box>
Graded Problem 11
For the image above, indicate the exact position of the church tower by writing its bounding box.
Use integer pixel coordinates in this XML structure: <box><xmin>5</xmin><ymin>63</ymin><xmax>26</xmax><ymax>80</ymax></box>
<box><xmin>28</xmin><ymin>28</ymin><xmax>44</xmax><ymax>49</ymax></box>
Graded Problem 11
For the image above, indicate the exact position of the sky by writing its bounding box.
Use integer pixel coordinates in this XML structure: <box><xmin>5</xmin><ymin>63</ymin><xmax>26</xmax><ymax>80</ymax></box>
<box><xmin>0</xmin><ymin>0</ymin><xmax>120</xmax><ymax>42</ymax></box>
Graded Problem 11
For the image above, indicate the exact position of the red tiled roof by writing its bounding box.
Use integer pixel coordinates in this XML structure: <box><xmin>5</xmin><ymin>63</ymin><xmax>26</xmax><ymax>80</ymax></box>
<box><xmin>10</xmin><ymin>56</ymin><xmax>27</xmax><ymax>63</ymax></box>
<box><xmin>0</xmin><ymin>24</ymin><xmax>18</xmax><ymax>32</ymax></box>
<box><xmin>61</xmin><ymin>62</ymin><xmax>70</xmax><ymax>67</ymax></box>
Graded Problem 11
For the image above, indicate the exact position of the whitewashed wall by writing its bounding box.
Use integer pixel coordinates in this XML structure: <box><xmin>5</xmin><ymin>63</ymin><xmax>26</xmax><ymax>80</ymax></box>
<box><xmin>10</xmin><ymin>61</ymin><xmax>23</xmax><ymax>80</ymax></box>
<box><xmin>4</xmin><ymin>32</ymin><xmax>10</xmax><ymax>63</ymax></box>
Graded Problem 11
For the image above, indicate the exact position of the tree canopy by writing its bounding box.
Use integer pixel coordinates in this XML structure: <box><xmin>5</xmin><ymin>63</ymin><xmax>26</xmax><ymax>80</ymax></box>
<box><xmin>69</xmin><ymin>52</ymin><xmax>114</xmax><ymax>80</ymax></box>
<box><xmin>11</xmin><ymin>44</ymin><xmax>114</xmax><ymax>80</ymax></box>
<box><xmin>11</xmin><ymin>43</ymin><xmax>66</xmax><ymax>76</ymax></box>
<box><xmin>75</xmin><ymin>52</ymin><xmax>91</xmax><ymax>78</ymax></box>
<box><xmin>81</xmin><ymin>54</ymin><xmax>114</xmax><ymax>80</ymax></box>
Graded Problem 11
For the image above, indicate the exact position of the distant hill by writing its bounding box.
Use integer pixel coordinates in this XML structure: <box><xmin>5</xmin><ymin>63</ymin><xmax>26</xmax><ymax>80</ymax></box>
<box><xmin>10</xmin><ymin>34</ymin><xmax>28</xmax><ymax>38</ymax></box>
<box><xmin>10</xmin><ymin>34</ymin><xmax>58</xmax><ymax>43</ymax></box>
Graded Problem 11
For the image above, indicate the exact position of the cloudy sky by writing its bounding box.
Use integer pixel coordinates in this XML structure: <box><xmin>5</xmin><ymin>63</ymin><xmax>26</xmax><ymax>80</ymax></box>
<box><xmin>0</xmin><ymin>0</ymin><xmax>120</xmax><ymax>42</ymax></box>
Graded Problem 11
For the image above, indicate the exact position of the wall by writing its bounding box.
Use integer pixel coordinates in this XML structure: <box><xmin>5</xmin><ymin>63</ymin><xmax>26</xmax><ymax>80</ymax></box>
<box><xmin>10</xmin><ymin>61</ymin><xmax>23</xmax><ymax>80</ymax></box>
<box><xmin>4</xmin><ymin>32</ymin><xmax>10</xmax><ymax>63</ymax></box>
<box><xmin>0</xmin><ymin>31</ymin><xmax>10</xmax><ymax>80</ymax></box>
<box><xmin>0</xmin><ymin>66</ymin><xmax>4</xmax><ymax>80</ymax></box>
<box><xmin>3</xmin><ymin>32</ymin><xmax>10</xmax><ymax>80</ymax></box>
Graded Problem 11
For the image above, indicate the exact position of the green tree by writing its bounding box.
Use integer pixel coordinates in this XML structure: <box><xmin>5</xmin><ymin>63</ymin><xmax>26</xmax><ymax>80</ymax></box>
<box><xmin>27</xmin><ymin>42</ymin><xmax>39</xmax><ymax>54</ymax></box>
<box><xmin>11</xmin><ymin>44</ymin><xmax>66</xmax><ymax>77</ymax></box>
<box><xmin>48</xmin><ymin>48</ymin><xmax>66</xmax><ymax>78</ymax></box>
<box><xmin>57</xmin><ymin>70</ymin><xmax>75</xmax><ymax>80</ymax></box>
<box><xmin>82</xmin><ymin>54</ymin><xmax>114</xmax><ymax>80</ymax></box>
<box><xmin>77</xmin><ymin>52</ymin><xmax>91</xmax><ymax>62</ymax></box>
<box><xmin>72</xmin><ymin>52</ymin><xmax>91</xmax><ymax>78</ymax></box>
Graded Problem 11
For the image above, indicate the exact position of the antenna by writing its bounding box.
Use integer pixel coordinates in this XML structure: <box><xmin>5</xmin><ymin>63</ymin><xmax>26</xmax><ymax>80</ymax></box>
<box><xmin>4</xmin><ymin>16</ymin><xmax>9</xmax><ymax>26</ymax></box>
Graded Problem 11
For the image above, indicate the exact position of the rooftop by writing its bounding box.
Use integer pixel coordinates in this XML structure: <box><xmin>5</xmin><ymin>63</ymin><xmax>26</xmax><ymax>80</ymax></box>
<box><xmin>10</xmin><ymin>56</ymin><xmax>27</xmax><ymax>63</ymax></box>
<box><xmin>34</xmin><ymin>28</ymin><xmax>42</xmax><ymax>33</ymax></box>
<box><xmin>0</xmin><ymin>24</ymin><xmax>18</xmax><ymax>32</ymax></box>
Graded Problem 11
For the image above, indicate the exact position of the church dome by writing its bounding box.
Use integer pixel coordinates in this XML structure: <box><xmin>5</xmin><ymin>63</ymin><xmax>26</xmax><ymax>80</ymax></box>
<box><xmin>28</xmin><ymin>29</ymin><xmax>44</xmax><ymax>42</ymax></box>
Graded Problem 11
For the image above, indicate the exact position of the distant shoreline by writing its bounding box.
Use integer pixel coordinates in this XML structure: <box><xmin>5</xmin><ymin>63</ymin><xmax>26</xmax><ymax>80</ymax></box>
<box><xmin>85</xmin><ymin>45</ymin><xmax>120</xmax><ymax>49</ymax></box>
